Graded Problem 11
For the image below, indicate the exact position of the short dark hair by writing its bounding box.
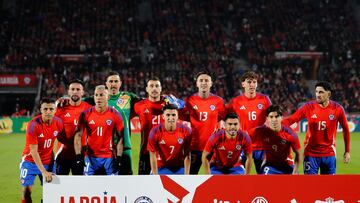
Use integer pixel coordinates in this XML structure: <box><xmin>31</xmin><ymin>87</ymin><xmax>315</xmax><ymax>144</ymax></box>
<box><xmin>266</xmin><ymin>105</ymin><xmax>283</xmax><ymax>116</ymax></box>
<box><xmin>315</xmin><ymin>81</ymin><xmax>332</xmax><ymax>92</ymax></box>
<box><xmin>240</xmin><ymin>71</ymin><xmax>258</xmax><ymax>82</ymax></box>
<box><xmin>224</xmin><ymin>112</ymin><xmax>239</xmax><ymax>121</ymax></box>
<box><xmin>68</xmin><ymin>79</ymin><xmax>85</xmax><ymax>88</ymax></box>
<box><xmin>162</xmin><ymin>104</ymin><xmax>178</xmax><ymax>112</ymax></box>
<box><xmin>195</xmin><ymin>70</ymin><xmax>212</xmax><ymax>81</ymax></box>
<box><xmin>106</xmin><ymin>71</ymin><xmax>121</xmax><ymax>81</ymax></box>
<box><xmin>40</xmin><ymin>98</ymin><xmax>55</xmax><ymax>105</ymax></box>
<box><xmin>147</xmin><ymin>76</ymin><xmax>161</xmax><ymax>84</ymax></box>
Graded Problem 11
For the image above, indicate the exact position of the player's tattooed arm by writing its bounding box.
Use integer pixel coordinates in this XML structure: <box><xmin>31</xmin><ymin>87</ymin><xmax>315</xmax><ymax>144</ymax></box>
<box><xmin>149</xmin><ymin>151</ymin><xmax>158</xmax><ymax>175</ymax></box>
<box><xmin>292</xmin><ymin>147</ymin><xmax>303</xmax><ymax>175</ymax></box>
<box><xmin>29</xmin><ymin>144</ymin><xmax>53</xmax><ymax>182</ymax></box>
<box><xmin>201</xmin><ymin>150</ymin><xmax>212</xmax><ymax>175</ymax></box>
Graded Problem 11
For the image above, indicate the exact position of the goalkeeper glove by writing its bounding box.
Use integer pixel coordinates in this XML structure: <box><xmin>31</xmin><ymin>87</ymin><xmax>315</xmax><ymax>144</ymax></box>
<box><xmin>164</xmin><ymin>94</ymin><xmax>185</xmax><ymax>109</ymax></box>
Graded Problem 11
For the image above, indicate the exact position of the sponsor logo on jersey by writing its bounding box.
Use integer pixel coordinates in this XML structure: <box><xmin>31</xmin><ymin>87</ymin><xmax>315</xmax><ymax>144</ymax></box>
<box><xmin>159</xmin><ymin>139</ymin><xmax>166</xmax><ymax>144</ymax></box>
<box><xmin>106</xmin><ymin>119</ymin><xmax>112</xmax><ymax>125</ymax></box>
<box><xmin>89</xmin><ymin>120</ymin><xmax>95</xmax><ymax>124</ymax></box>
<box><xmin>311</xmin><ymin>114</ymin><xmax>317</xmax><ymax>119</ymax></box>
<box><xmin>240</xmin><ymin>105</ymin><xmax>246</xmax><ymax>110</ymax></box>
<box><xmin>134</xmin><ymin>196</ymin><xmax>153</xmax><ymax>203</ymax></box>
<box><xmin>144</xmin><ymin>108</ymin><xmax>150</xmax><ymax>114</ymax></box>
<box><xmin>219</xmin><ymin>146</ymin><xmax>226</xmax><ymax>150</ymax></box>
<box><xmin>64</xmin><ymin>113</ymin><xmax>71</xmax><ymax>117</ymax></box>
<box><xmin>329</xmin><ymin>114</ymin><xmax>335</xmax><ymax>120</ymax></box>
<box><xmin>53</xmin><ymin>131</ymin><xmax>58</xmax><ymax>137</ymax></box>
<box><xmin>236</xmin><ymin>144</ymin><xmax>241</xmax><ymax>150</ymax></box>
<box><xmin>178</xmin><ymin>138</ymin><xmax>184</xmax><ymax>144</ymax></box>
<box><xmin>39</xmin><ymin>133</ymin><xmax>44</xmax><ymax>137</ymax></box>
<box><xmin>210</xmin><ymin>105</ymin><xmax>216</xmax><ymax>111</ymax></box>
<box><xmin>193</xmin><ymin>105</ymin><xmax>198</xmax><ymax>110</ymax></box>
<box><xmin>257</xmin><ymin>103</ymin><xmax>263</xmax><ymax>110</ymax></box>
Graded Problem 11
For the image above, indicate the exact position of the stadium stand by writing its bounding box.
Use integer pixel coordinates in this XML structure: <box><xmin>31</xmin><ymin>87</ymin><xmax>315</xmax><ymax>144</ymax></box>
<box><xmin>1</xmin><ymin>0</ymin><xmax>359</xmax><ymax>115</ymax></box>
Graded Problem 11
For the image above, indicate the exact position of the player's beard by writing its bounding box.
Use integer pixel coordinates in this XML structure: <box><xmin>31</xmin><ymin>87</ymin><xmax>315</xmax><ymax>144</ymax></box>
<box><xmin>227</xmin><ymin>129</ymin><xmax>237</xmax><ymax>137</ymax></box>
<box><xmin>71</xmin><ymin>95</ymin><xmax>80</xmax><ymax>102</ymax></box>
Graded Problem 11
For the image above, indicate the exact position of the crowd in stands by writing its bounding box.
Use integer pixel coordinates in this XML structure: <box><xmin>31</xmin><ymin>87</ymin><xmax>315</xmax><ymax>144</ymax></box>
<box><xmin>1</xmin><ymin>0</ymin><xmax>359</xmax><ymax>115</ymax></box>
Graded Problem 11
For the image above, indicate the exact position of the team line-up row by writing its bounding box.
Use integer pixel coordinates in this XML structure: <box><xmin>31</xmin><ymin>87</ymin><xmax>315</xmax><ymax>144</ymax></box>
<box><xmin>19</xmin><ymin>70</ymin><xmax>350</xmax><ymax>202</ymax></box>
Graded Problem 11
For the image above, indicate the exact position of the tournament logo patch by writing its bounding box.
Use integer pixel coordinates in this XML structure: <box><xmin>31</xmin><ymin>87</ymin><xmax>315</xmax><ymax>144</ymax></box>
<box><xmin>178</xmin><ymin>138</ymin><xmax>184</xmax><ymax>144</ymax></box>
<box><xmin>106</xmin><ymin>119</ymin><xmax>112</xmax><ymax>125</ymax></box>
<box><xmin>53</xmin><ymin>131</ymin><xmax>58</xmax><ymax>137</ymax></box>
<box><xmin>209</xmin><ymin>105</ymin><xmax>216</xmax><ymax>111</ymax></box>
<box><xmin>236</xmin><ymin>144</ymin><xmax>241</xmax><ymax>150</ymax></box>
<box><xmin>329</xmin><ymin>114</ymin><xmax>335</xmax><ymax>120</ymax></box>
<box><xmin>257</xmin><ymin>103</ymin><xmax>264</xmax><ymax>110</ymax></box>
<box><xmin>134</xmin><ymin>196</ymin><xmax>153</xmax><ymax>203</ymax></box>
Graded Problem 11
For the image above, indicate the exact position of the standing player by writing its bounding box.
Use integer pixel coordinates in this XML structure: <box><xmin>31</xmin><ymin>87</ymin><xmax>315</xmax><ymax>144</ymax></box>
<box><xmin>184</xmin><ymin>71</ymin><xmax>225</xmax><ymax>174</ymax></box>
<box><xmin>134</xmin><ymin>77</ymin><xmax>165</xmax><ymax>174</ymax></box>
<box><xmin>252</xmin><ymin>105</ymin><xmax>302</xmax><ymax>175</ymax></box>
<box><xmin>20</xmin><ymin>98</ymin><xmax>64</xmax><ymax>203</ymax></box>
<box><xmin>202</xmin><ymin>113</ymin><xmax>252</xmax><ymax>175</ymax></box>
<box><xmin>226</xmin><ymin>71</ymin><xmax>271</xmax><ymax>174</ymax></box>
<box><xmin>147</xmin><ymin>104</ymin><xmax>192</xmax><ymax>175</ymax></box>
<box><xmin>74</xmin><ymin>85</ymin><xmax>124</xmax><ymax>175</ymax></box>
<box><xmin>283</xmin><ymin>82</ymin><xmax>350</xmax><ymax>174</ymax></box>
<box><xmin>54</xmin><ymin>79</ymin><xmax>91</xmax><ymax>175</ymax></box>
<box><xmin>105</xmin><ymin>71</ymin><xmax>140</xmax><ymax>175</ymax></box>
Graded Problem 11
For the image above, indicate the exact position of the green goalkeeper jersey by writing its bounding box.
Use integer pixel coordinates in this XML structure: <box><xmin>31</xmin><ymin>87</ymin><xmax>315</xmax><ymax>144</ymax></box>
<box><xmin>107</xmin><ymin>92</ymin><xmax>139</xmax><ymax>149</ymax></box>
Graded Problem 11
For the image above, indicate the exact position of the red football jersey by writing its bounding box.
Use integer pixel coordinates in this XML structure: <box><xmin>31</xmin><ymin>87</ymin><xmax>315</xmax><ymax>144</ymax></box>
<box><xmin>283</xmin><ymin>100</ymin><xmax>350</xmax><ymax>157</ymax></box>
<box><xmin>78</xmin><ymin>107</ymin><xmax>124</xmax><ymax>158</ymax></box>
<box><xmin>204</xmin><ymin>129</ymin><xmax>252</xmax><ymax>168</ymax></box>
<box><xmin>55</xmin><ymin>101</ymin><xmax>91</xmax><ymax>159</ymax></box>
<box><xmin>147</xmin><ymin>123</ymin><xmax>192</xmax><ymax>168</ymax></box>
<box><xmin>184</xmin><ymin>93</ymin><xmax>225</xmax><ymax>151</ymax></box>
<box><xmin>134</xmin><ymin>98</ymin><xmax>165</xmax><ymax>155</ymax></box>
<box><xmin>252</xmin><ymin>125</ymin><xmax>300</xmax><ymax>167</ymax></box>
<box><xmin>22</xmin><ymin>115</ymin><xmax>64</xmax><ymax>165</ymax></box>
<box><xmin>226</xmin><ymin>93</ymin><xmax>271</xmax><ymax>150</ymax></box>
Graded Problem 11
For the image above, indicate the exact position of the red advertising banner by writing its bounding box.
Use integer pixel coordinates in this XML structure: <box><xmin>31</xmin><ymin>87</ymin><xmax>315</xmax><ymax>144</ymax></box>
<box><xmin>44</xmin><ymin>175</ymin><xmax>360</xmax><ymax>202</ymax></box>
<box><xmin>0</xmin><ymin>74</ymin><xmax>38</xmax><ymax>87</ymax></box>
<box><xmin>192</xmin><ymin>175</ymin><xmax>359</xmax><ymax>202</ymax></box>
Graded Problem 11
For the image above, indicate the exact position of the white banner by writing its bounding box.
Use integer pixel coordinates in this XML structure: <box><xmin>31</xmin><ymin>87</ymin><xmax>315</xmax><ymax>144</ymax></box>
<box><xmin>44</xmin><ymin>175</ymin><xmax>211</xmax><ymax>203</ymax></box>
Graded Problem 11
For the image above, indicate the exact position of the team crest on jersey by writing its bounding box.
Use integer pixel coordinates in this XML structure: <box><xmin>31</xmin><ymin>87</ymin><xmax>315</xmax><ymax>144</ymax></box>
<box><xmin>53</xmin><ymin>131</ymin><xmax>58</xmax><ymax>137</ymax></box>
<box><xmin>117</xmin><ymin>94</ymin><xmax>131</xmax><ymax>109</ymax></box>
<box><xmin>236</xmin><ymin>144</ymin><xmax>241</xmax><ymax>150</ymax></box>
<box><xmin>177</xmin><ymin>138</ymin><xmax>184</xmax><ymax>144</ymax></box>
<box><xmin>106</xmin><ymin>119</ymin><xmax>112</xmax><ymax>125</ymax></box>
<box><xmin>117</xmin><ymin>98</ymin><xmax>124</xmax><ymax>105</ymax></box>
<box><xmin>257</xmin><ymin>103</ymin><xmax>264</xmax><ymax>110</ymax></box>
<box><xmin>281</xmin><ymin>139</ymin><xmax>287</xmax><ymax>144</ymax></box>
<box><xmin>209</xmin><ymin>105</ymin><xmax>216</xmax><ymax>111</ymax></box>
<box><xmin>329</xmin><ymin>114</ymin><xmax>335</xmax><ymax>120</ymax></box>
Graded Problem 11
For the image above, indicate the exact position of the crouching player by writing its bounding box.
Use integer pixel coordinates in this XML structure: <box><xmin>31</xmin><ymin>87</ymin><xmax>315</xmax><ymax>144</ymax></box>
<box><xmin>20</xmin><ymin>98</ymin><xmax>64</xmax><ymax>203</ymax></box>
<box><xmin>147</xmin><ymin>104</ymin><xmax>192</xmax><ymax>175</ymax></box>
<box><xmin>202</xmin><ymin>113</ymin><xmax>253</xmax><ymax>175</ymax></box>
<box><xmin>252</xmin><ymin>105</ymin><xmax>302</xmax><ymax>174</ymax></box>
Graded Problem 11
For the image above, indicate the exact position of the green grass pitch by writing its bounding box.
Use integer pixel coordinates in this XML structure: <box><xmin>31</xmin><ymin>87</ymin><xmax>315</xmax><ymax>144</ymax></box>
<box><xmin>1</xmin><ymin>132</ymin><xmax>359</xmax><ymax>202</ymax></box>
